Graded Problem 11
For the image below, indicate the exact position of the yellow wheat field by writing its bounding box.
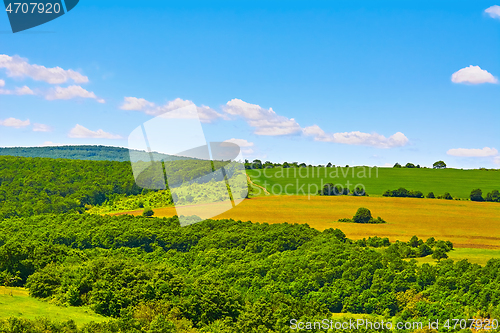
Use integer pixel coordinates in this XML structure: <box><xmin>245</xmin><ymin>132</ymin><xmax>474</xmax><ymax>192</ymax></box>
<box><xmin>114</xmin><ymin>196</ymin><xmax>500</xmax><ymax>249</ymax></box>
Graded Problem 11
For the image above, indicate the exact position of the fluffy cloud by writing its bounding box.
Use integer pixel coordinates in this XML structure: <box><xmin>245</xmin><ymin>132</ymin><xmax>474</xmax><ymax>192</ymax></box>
<box><xmin>451</xmin><ymin>65</ymin><xmax>498</xmax><ymax>84</ymax></box>
<box><xmin>224</xmin><ymin>138</ymin><xmax>254</xmax><ymax>147</ymax></box>
<box><xmin>0</xmin><ymin>85</ymin><xmax>35</xmax><ymax>95</ymax></box>
<box><xmin>0</xmin><ymin>79</ymin><xmax>4</xmax><ymax>87</ymax></box>
<box><xmin>120</xmin><ymin>97</ymin><xmax>155</xmax><ymax>110</ymax></box>
<box><xmin>303</xmin><ymin>125</ymin><xmax>409</xmax><ymax>148</ymax></box>
<box><xmin>223</xmin><ymin>99</ymin><xmax>301</xmax><ymax>136</ymax></box>
<box><xmin>45</xmin><ymin>85</ymin><xmax>105</xmax><ymax>103</ymax></box>
<box><xmin>224</xmin><ymin>138</ymin><xmax>255</xmax><ymax>155</ymax></box>
<box><xmin>0</xmin><ymin>54</ymin><xmax>88</xmax><ymax>84</ymax></box>
<box><xmin>120</xmin><ymin>96</ymin><xmax>408</xmax><ymax>149</ymax></box>
<box><xmin>120</xmin><ymin>97</ymin><xmax>226</xmax><ymax>123</ymax></box>
<box><xmin>16</xmin><ymin>86</ymin><xmax>34</xmax><ymax>95</ymax></box>
<box><xmin>33</xmin><ymin>123</ymin><xmax>53</xmax><ymax>132</ymax></box>
<box><xmin>447</xmin><ymin>147</ymin><xmax>498</xmax><ymax>157</ymax></box>
<box><xmin>0</xmin><ymin>117</ymin><xmax>30</xmax><ymax>128</ymax></box>
<box><xmin>69</xmin><ymin>124</ymin><xmax>122</xmax><ymax>139</ymax></box>
<box><xmin>485</xmin><ymin>5</ymin><xmax>500</xmax><ymax>19</ymax></box>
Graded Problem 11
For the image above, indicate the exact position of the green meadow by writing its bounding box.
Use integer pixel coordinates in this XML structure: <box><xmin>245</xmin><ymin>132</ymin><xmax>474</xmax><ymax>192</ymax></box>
<box><xmin>247</xmin><ymin>167</ymin><xmax>500</xmax><ymax>199</ymax></box>
<box><xmin>0</xmin><ymin>287</ymin><xmax>108</xmax><ymax>327</ymax></box>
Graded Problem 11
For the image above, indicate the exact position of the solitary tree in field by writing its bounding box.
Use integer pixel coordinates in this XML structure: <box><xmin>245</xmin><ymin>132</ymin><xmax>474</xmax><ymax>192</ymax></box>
<box><xmin>393</xmin><ymin>163</ymin><xmax>402</xmax><ymax>168</ymax></box>
<box><xmin>433</xmin><ymin>161</ymin><xmax>446</xmax><ymax>169</ymax></box>
<box><xmin>353</xmin><ymin>207</ymin><xmax>372</xmax><ymax>224</ymax></box>
<box><xmin>426</xmin><ymin>192</ymin><xmax>435</xmax><ymax>199</ymax></box>
<box><xmin>142</xmin><ymin>208</ymin><xmax>154</xmax><ymax>217</ymax></box>
<box><xmin>326</xmin><ymin>162</ymin><xmax>333</xmax><ymax>168</ymax></box>
<box><xmin>405</xmin><ymin>163</ymin><xmax>416</xmax><ymax>168</ymax></box>
<box><xmin>470</xmin><ymin>189</ymin><xmax>484</xmax><ymax>202</ymax></box>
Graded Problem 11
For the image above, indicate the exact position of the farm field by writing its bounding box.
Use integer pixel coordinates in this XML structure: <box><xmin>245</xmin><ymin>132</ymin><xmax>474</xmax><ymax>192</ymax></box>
<box><xmin>113</xmin><ymin>195</ymin><xmax>500</xmax><ymax>250</ymax></box>
<box><xmin>0</xmin><ymin>287</ymin><xmax>107</xmax><ymax>326</ymax></box>
<box><xmin>247</xmin><ymin>167</ymin><xmax>500</xmax><ymax>199</ymax></box>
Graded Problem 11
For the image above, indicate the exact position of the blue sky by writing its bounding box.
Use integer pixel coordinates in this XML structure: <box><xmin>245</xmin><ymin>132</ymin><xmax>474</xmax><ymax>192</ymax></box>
<box><xmin>0</xmin><ymin>0</ymin><xmax>499</xmax><ymax>168</ymax></box>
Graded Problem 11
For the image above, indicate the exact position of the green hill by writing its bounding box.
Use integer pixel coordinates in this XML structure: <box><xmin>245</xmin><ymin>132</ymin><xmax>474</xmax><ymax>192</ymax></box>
<box><xmin>0</xmin><ymin>145</ymin><xmax>187</xmax><ymax>162</ymax></box>
<box><xmin>247</xmin><ymin>166</ymin><xmax>500</xmax><ymax>199</ymax></box>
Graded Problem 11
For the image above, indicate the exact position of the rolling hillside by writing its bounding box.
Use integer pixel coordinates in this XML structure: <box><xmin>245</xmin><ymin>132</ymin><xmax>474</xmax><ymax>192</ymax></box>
<box><xmin>247</xmin><ymin>166</ymin><xmax>500</xmax><ymax>199</ymax></box>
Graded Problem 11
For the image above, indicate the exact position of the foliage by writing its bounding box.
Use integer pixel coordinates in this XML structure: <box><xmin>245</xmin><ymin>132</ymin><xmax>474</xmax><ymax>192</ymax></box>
<box><xmin>438</xmin><ymin>192</ymin><xmax>453</xmax><ymax>200</ymax></box>
<box><xmin>383</xmin><ymin>188</ymin><xmax>424</xmax><ymax>198</ymax></box>
<box><xmin>353</xmin><ymin>207</ymin><xmax>372</xmax><ymax>223</ymax></box>
<box><xmin>433</xmin><ymin>161</ymin><xmax>446</xmax><ymax>169</ymax></box>
<box><xmin>470</xmin><ymin>189</ymin><xmax>484</xmax><ymax>202</ymax></box>
<box><xmin>0</xmin><ymin>214</ymin><xmax>499</xmax><ymax>331</ymax></box>
<box><xmin>0</xmin><ymin>145</ymin><xmax>185</xmax><ymax>162</ymax></box>
<box><xmin>142</xmin><ymin>208</ymin><xmax>154</xmax><ymax>217</ymax></box>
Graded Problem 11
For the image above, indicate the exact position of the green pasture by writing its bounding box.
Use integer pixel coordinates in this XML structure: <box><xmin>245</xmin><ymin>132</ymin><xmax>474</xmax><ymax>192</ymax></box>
<box><xmin>247</xmin><ymin>167</ymin><xmax>500</xmax><ymax>199</ymax></box>
<box><xmin>0</xmin><ymin>287</ymin><xmax>108</xmax><ymax>327</ymax></box>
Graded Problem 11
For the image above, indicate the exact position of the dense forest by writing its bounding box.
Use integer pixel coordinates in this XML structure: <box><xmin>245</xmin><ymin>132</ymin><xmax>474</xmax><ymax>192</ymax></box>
<box><xmin>0</xmin><ymin>214</ymin><xmax>499</xmax><ymax>332</ymax></box>
<box><xmin>0</xmin><ymin>156</ymin><xmax>245</xmax><ymax>219</ymax></box>
<box><xmin>0</xmin><ymin>146</ymin><xmax>185</xmax><ymax>162</ymax></box>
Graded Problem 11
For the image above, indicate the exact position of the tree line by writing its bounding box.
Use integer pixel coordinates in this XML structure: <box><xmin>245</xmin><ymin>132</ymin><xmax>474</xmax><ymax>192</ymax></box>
<box><xmin>0</xmin><ymin>214</ymin><xmax>499</xmax><ymax>332</ymax></box>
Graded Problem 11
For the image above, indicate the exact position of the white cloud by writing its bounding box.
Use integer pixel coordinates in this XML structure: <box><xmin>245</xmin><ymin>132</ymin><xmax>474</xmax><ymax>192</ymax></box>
<box><xmin>0</xmin><ymin>79</ymin><xmax>4</xmax><ymax>87</ymax></box>
<box><xmin>223</xmin><ymin>99</ymin><xmax>301</xmax><ymax>136</ymax></box>
<box><xmin>447</xmin><ymin>147</ymin><xmax>498</xmax><ymax>157</ymax></box>
<box><xmin>15</xmin><ymin>86</ymin><xmax>34</xmax><ymax>95</ymax></box>
<box><xmin>120</xmin><ymin>97</ymin><xmax>155</xmax><ymax>110</ymax></box>
<box><xmin>42</xmin><ymin>141</ymin><xmax>65</xmax><ymax>146</ymax></box>
<box><xmin>0</xmin><ymin>117</ymin><xmax>30</xmax><ymax>128</ymax></box>
<box><xmin>451</xmin><ymin>65</ymin><xmax>498</xmax><ymax>84</ymax></box>
<box><xmin>0</xmin><ymin>54</ymin><xmax>88</xmax><ymax>84</ymax></box>
<box><xmin>303</xmin><ymin>125</ymin><xmax>409</xmax><ymax>148</ymax></box>
<box><xmin>0</xmin><ymin>85</ymin><xmax>35</xmax><ymax>95</ymax></box>
<box><xmin>495</xmin><ymin>156</ymin><xmax>500</xmax><ymax>165</ymax></box>
<box><xmin>485</xmin><ymin>5</ymin><xmax>500</xmax><ymax>19</ymax></box>
<box><xmin>224</xmin><ymin>138</ymin><xmax>255</xmax><ymax>155</ymax></box>
<box><xmin>224</xmin><ymin>138</ymin><xmax>254</xmax><ymax>147</ymax></box>
<box><xmin>33</xmin><ymin>123</ymin><xmax>53</xmax><ymax>132</ymax></box>
<box><xmin>45</xmin><ymin>85</ymin><xmax>105</xmax><ymax>103</ymax></box>
<box><xmin>120</xmin><ymin>97</ymin><xmax>226</xmax><ymax>123</ymax></box>
<box><xmin>69</xmin><ymin>124</ymin><xmax>122</xmax><ymax>139</ymax></box>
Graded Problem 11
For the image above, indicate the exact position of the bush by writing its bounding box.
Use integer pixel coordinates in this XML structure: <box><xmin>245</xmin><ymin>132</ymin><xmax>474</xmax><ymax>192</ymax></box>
<box><xmin>439</xmin><ymin>192</ymin><xmax>453</xmax><ymax>200</ymax></box>
<box><xmin>353</xmin><ymin>208</ymin><xmax>372</xmax><ymax>224</ymax></box>
<box><xmin>485</xmin><ymin>189</ymin><xmax>500</xmax><ymax>202</ymax></box>
<box><xmin>383</xmin><ymin>188</ymin><xmax>424</xmax><ymax>198</ymax></box>
<box><xmin>470</xmin><ymin>189</ymin><xmax>484</xmax><ymax>202</ymax></box>
<box><xmin>142</xmin><ymin>208</ymin><xmax>154</xmax><ymax>217</ymax></box>
<box><xmin>426</xmin><ymin>192</ymin><xmax>435</xmax><ymax>199</ymax></box>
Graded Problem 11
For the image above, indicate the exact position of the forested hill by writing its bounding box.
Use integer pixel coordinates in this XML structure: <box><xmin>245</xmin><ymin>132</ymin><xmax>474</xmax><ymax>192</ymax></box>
<box><xmin>0</xmin><ymin>145</ymin><xmax>185</xmax><ymax>162</ymax></box>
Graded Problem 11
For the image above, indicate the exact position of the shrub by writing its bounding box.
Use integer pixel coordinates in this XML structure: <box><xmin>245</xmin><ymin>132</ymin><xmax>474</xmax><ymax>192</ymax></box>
<box><xmin>439</xmin><ymin>192</ymin><xmax>453</xmax><ymax>200</ymax></box>
<box><xmin>353</xmin><ymin>208</ymin><xmax>372</xmax><ymax>224</ymax></box>
<box><xmin>470</xmin><ymin>189</ymin><xmax>484</xmax><ymax>202</ymax></box>
<box><xmin>142</xmin><ymin>208</ymin><xmax>154</xmax><ymax>217</ymax></box>
<box><xmin>485</xmin><ymin>189</ymin><xmax>500</xmax><ymax>202</ymax></box>
<box><xmin>426</xmin><ymin>192</ymin><xmax>435</xmax><ymax>199</ymax></box>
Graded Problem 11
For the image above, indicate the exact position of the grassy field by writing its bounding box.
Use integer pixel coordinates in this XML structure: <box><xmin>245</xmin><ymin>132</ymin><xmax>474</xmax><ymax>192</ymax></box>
<box><xmin>114</xmin><ymin>195</ymin><xmax>500</xmax><ymax>250</ymax></box>
<box><xmin>0</xmin><ymin>286</ymin><xmax>108</xmax><ymax>326</ymax></box>
<box><xmin>247</xmin><ymin>167</ymin><xmax>500</xmax><ymax>199</ymax></box>
<box><xmin>407</xmin><ymin>248</ymin><xmax>500</xmax><ymax>266</ymax></box>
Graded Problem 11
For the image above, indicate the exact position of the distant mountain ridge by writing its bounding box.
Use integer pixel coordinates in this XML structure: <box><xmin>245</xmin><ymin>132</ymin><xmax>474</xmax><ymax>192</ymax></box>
<box><xmin>0</xmin><ymin>145</ymin><xmax>188</xmax><ymax>162</ymax></box>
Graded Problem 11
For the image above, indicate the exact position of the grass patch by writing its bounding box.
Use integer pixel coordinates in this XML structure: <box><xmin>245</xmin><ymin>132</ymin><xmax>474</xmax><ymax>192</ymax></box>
<box><xmin>247</xmin><ymin>167</ymin><xmax>500</xmax><ymax>199</ymax></box>
<box><xmin>407</xmin><ymin>248</ymin><xmax>500</xmax><ymax>266</ymax></box>
<box><xmin>0</xmin><ymin>286</ymin><xmax>108</xmax><ymax>327</ymax></box>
